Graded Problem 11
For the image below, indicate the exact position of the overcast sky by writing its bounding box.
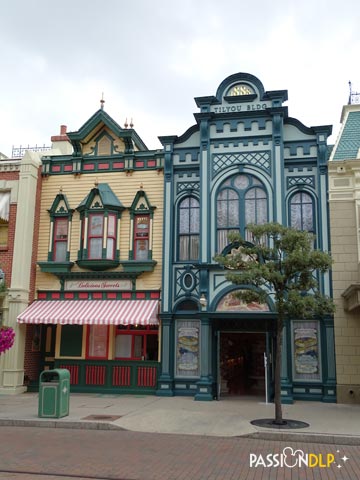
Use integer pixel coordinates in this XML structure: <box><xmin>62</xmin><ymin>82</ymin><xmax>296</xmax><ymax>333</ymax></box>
<box><xmin>0</xmin><ymin>0</ymin><xmax>359</xmax><ymax>157</ymax></box>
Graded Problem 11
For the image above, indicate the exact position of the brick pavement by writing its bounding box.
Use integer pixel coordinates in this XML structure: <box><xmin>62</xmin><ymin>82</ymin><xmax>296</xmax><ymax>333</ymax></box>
<box><xmin>0</xmin><ymin>426</ymin><xmax>359</xmax><ymax>480</ymax></box>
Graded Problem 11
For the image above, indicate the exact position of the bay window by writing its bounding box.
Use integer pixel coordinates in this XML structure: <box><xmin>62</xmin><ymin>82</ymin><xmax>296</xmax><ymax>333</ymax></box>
<box><xmin>84</xmin><ymin>212</ymin><xmax>117</xmax><ymax>260</ymax></box>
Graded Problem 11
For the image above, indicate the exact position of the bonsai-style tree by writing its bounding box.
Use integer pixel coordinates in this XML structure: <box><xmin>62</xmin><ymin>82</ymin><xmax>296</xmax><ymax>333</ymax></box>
<box><xmin>215</xmin><ymin>223</ymin><xmax>334</xmax><ymax>425</ymax></box>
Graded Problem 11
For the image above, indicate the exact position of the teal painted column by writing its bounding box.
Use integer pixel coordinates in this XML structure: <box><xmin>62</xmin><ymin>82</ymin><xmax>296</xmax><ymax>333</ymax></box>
<box><xmin>156</xmin><ymin>316</ymin><xmax>174</xmax><ymax>396</ymax></box>
<box><xmin>322</xmin><ymin>316</ymin><xmax>336</xmax><ymax>402</ymax></box>
<box><xmin>198</xmin><ymin>113</ymin><xmax>211</xmax><ymax>265</ymax></box>
<box><xmin>195</xmin><ymin>317</ymin><xmax>213</xmax><ymax>401</ymax></box>
<box><xmin>269</xmin><ymin>108</ymin><xmax>286</xmax><ymax>224</ymax></box>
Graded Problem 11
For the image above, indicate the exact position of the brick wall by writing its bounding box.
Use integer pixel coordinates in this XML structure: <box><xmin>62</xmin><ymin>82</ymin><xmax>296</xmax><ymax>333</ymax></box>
<box><xmin>24</xmin><ymin>324</ymin><xmax>41</xmax><ymax>382</ymax></box>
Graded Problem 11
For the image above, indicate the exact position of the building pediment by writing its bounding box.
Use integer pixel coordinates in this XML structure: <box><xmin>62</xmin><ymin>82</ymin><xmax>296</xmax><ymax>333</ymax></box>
<box><xmin>67</xmin><ymin>109</ymin><xmax>148</xmax><ymax>157</ymax></box>
<box><xmin>194</xmin><ymin>72</ymin><xmax>288</xmax><ymax>115</ymax></box>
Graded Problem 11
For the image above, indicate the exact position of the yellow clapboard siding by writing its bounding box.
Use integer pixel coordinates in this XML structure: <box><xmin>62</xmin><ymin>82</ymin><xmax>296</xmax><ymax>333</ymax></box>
<box><xmin>36</xmin><ymin>170</ymin><xmax>164</xmax><ymax>293</ymax></box>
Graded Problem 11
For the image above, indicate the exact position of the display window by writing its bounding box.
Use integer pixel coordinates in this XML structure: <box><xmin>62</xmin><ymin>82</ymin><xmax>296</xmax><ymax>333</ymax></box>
<box><xmin>115</xmin><ymin>325</ymin><xmax>158</xmax><ymax>360</ymax></box>
<box><xmin>86</xmin><ymin>325</ymin><xmax>109</xmax><ymax>359</ymax></box>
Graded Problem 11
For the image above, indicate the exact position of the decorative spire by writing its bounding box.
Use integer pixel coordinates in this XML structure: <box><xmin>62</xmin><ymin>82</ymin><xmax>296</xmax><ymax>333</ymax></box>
<box><xmin>140</xmin><ymin>183</ymin><xmax>143</xmax><ymax>190</ymax></box>
<box><xmin>94</xmin><ymin>177</ymin><xmax>99</xmax><ymax>187</ymax></box>
<box><xmin>59</xmin><ymin>186</ymin><xmax>63</xmax><ymax>193</ymax></box>
<box><xmin>348</xmin><ymin>81</ymin><xmax>360</xmax><ymax>105</ymax></box>
<box><xmin>100</xmin><ymin>92</ymin><xmax>105</xmax><ymax>110</ymax></box>
<box><xmin>124</xmin><ymin>118</ymin><xmax>129</xmax><ymax>129</ymax></box>
<box><xmin>130</xmin><ymin>118</ymin><xmax>134</xmax><ymax>128</ymax></box>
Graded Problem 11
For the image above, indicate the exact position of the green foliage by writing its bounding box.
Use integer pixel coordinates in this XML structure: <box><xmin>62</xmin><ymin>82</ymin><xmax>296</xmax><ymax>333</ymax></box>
<box><xmin>214</xmin><ymin>223</ymin><xmax>334</xmax><ymax>318</ymax></box>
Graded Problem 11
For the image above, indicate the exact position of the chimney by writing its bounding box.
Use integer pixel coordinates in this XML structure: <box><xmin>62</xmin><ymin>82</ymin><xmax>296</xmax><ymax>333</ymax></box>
<box><xmin>51</xmin><ymin>125</ymin><xmax>69</xmax><ymax>142</ymax></box>
<box><xmin>50</xmin><ymin>125</ymin><xmax>73</xmax><ymax>155</ymax></box>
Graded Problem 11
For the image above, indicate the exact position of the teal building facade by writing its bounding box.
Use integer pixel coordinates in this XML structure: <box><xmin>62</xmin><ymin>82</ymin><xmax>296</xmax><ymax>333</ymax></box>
<box><xmin>157</xmin><ymin>73</ymin><xmax>336</xmax><ymax>403</ymax></box>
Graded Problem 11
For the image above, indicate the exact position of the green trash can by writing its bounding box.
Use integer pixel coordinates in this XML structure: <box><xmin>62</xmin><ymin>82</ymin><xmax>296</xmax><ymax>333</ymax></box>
<box><xmin>38</xmin><ymin>368</ymin><xmax>70</xmax><ymax>418</ymax></box>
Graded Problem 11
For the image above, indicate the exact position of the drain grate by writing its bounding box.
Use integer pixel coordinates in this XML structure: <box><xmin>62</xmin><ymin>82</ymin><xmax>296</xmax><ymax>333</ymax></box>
<box><xmin>82</xmin><ymin>415</ymin><xmax>122</xmax><ymax>421</ymax></box>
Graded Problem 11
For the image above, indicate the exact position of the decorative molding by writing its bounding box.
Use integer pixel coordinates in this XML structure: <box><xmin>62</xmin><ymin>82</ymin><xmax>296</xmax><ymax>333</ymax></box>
<box><xmin>287</xmin><ymin>176</ymin><xmax>315</xmax><ymax>189</ymax></box>
<box><xmin>177</xmin><ymin>182</ymin><xmax>200</xmax><ymax>194</ymax></box>
<box><xmin>212</xmin><ymin>151</ymin><xmax>271</xmax><ymax>176</ymax></box>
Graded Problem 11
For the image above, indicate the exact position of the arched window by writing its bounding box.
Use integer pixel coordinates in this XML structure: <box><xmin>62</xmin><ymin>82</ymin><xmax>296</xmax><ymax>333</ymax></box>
<box><xmin>216</xmin><ymin>174</ymin><xmax>268</xmax><ymax>251</ymax></box>
<box><xmin>290</xmin><ymin>192</ymin><xmax>314</xmax><ymax>232</ymax></box>
<box><xmin>178</xmin><ymin>197</ymin><xmax>200</xmax><ymax>261</ymax></box>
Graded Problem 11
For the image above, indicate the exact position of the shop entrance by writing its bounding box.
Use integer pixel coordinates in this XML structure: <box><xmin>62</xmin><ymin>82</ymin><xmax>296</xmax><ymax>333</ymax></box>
<box><xmin>218</xmin><ymin>332</ymin><xmax>266</xmax><ymax>398</ymax></box>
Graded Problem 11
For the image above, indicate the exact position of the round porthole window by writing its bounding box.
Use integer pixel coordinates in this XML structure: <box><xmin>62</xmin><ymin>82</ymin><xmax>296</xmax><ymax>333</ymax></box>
<box><xmin>183</xmin><ymin>272</ymin><xmax>195</xmax><ymax>291</ymax></box>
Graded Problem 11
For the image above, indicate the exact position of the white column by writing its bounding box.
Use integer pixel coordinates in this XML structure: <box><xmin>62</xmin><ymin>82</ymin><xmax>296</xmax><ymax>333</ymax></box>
<box><xmin>0</xmin><ymin>151</ymin><xmax>41</xmax><ymax>394</ymax></box>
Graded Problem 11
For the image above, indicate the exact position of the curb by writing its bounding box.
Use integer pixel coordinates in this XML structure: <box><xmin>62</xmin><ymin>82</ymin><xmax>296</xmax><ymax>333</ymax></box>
<box><xmin>0</xmin><ymin>418</ymin><xmax>125</xmax><ymax>431</ymax></box>
<box><xmin>244</xmin><ymin>431</ymin><xmax>360</xmax><ymax>446</ymax></box>
<box><xmin>1</xmin><ymin>418</ymin><xmax>360</xmax><ymax>445</ymax></box>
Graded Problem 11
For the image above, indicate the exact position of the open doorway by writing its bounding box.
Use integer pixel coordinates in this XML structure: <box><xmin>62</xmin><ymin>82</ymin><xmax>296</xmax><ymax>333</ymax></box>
<box><xmin>219</xmin><ymin>332</ymin><xmax>266</xmax><ymax>397</ymax></box>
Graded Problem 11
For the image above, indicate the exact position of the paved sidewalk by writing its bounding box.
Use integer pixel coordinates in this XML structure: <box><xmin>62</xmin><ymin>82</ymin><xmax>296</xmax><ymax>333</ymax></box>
<box><xmin>0</xmin><ymin>392</ymin><xmax>360</xmax><ymax>444</ymax></box>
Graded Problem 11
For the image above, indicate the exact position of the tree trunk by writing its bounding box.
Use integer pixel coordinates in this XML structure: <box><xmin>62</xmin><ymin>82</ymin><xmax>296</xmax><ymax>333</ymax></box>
<box><xmin>274</xmin><ymin>312</ymin><xmax>285</xmax><ymax>425</ymax></box>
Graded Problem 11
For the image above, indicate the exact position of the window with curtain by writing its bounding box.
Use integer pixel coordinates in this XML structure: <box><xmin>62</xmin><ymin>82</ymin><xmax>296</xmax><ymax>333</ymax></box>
<box><xmin>290</xmin><ymin>192</ymin><xmax>314</xmax><ymax>232</ymax></box>
<box><xmin>53</xmin><ymin>217</ymin><xmax>68</xmax><ymax>261</ymax></box>
<box><xmin>134</xmin><ymin>215</ymin><xmax>150</xmax><ymax>260</ymax></box>
<box><xmin>216</xmin><ymin>174</ymin><xmax>268</xmax><ymax>252</ymax></box>
<box><xmin>87</xmin><ymin>325</ymin><xmax>109</xmax><ymax>359</ymax></box>
<box><xmin>84</xmin><ymin>213</ymin><xmax>117</xmax><ymax>260</ymax></box>
<box><xmin>178</xmin><ymin>197</ymin><xmax>200</xmax><ymax>261</ymax></box>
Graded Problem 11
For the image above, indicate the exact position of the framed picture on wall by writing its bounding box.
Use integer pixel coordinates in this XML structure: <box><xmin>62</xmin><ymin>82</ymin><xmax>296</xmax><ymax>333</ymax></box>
<box><xmin>292</xmin><ymin>320</ymin><xmax>321</xmax><ymax>382</ymax></box>
<box><xmin>175</xmin><ymin>320</ymin><xmax>200</xmax><ymax>377</ymax></box>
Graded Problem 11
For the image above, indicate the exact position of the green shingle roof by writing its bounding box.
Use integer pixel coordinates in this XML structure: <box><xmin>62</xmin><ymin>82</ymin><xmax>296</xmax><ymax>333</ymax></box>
<box><xmin>333</xmin><ymin>111</ymin><xmax>360</xmax><ymax>160</ymax></box>
<box><xmin>77</xmin><ymin>183</ymin><xmax>124</xmax><ymax>211</ymax></box>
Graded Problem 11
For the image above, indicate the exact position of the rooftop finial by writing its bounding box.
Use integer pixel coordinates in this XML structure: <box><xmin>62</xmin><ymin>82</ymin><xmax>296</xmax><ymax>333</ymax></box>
<box><xmin>349</xmin><ymin>81</ymin><xmax>352</xmax><ymax>105</ymax></box>
<box><xmin>94</xmin><ymin>177</ymin><xmax>99</xmax><ymax>187</ymax></box>
<box><xmin>349</xmin><ymin>81</ymin><xmax>360</xmax><ymax>105</ymax></box>
<box><xmin>100</xmin><ymin>92</ymin><xmax>105</xmax><ymax>110</ymax></box>
<box><xmin>124</xmin><ymin>118</ymin><xmax>129</xmax><ymax>129</ymax></box>
<box><xmin>130</xmin><ymin>118</ymin><xmax>134</xmax><ymax>128</ymax></box>
<box><xmin>140</xmin><ymin>183</ymin><xmax>143</xmax><ymax>190</ymax></box>
<box><xmin>59</xmin><ymin>186</ymin><xmax>63</xmax><ymax>193</ymax></box>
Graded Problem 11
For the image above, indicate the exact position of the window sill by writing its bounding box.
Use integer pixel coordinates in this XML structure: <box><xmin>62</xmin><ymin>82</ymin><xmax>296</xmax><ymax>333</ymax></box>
<box><xmin>121</xmin><ymin>260</ymin><xmax>157</xmax><ymax>273</ymax></box>
<box><xmin>38</xmin><ymin>261</ymin><xmax>74</xmax><ymax>273</ymax></box>
<box><xmin>76</xmin><ymin>259</ymin><xmax>120</xmax><ymax>271</ymax></box>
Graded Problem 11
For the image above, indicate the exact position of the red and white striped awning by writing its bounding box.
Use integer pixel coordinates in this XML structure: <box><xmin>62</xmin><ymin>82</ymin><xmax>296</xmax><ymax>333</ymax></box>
<box><xmin>17</xmin><ymin>299</ymin><xmax>159</xmax><ymax>325</ymax></box>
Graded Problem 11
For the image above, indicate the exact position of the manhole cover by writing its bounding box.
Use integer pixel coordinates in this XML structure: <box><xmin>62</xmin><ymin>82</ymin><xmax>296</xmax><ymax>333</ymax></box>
<box><xmin>82</xmin><ymin>415</ymin><xmax>122</xmax><ymax>421</ymax></box>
